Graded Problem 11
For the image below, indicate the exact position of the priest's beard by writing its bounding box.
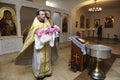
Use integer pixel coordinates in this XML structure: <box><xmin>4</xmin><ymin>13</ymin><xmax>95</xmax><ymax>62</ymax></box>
<box><xmin>38</xmin><ymin>17</ymin><xmax>45</xmax><ymax>23</ymax></box>
<box><xmin>39</xmin><ymin>19</ymin><xmax>45</xmax><ymax>23</ymax></box>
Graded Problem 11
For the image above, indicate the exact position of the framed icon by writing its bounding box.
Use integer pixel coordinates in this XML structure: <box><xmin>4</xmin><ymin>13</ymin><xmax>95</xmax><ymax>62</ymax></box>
<box><xmin>94</xmin><ymin>19</ymin><xmax>100</xmax><ymax>28</ymax></box>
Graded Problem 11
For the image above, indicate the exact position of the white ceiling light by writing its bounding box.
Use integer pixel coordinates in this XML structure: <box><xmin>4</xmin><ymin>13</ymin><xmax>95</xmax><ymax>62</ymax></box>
<box><xmin>88</xmin><ymin>0</ymin><xmax>102</xmax><ymax>12</ymax></box>
<box><xmin>46</xmin><ymin>1</ymin><xmax>53</xmax><ymax>7</ymax></box>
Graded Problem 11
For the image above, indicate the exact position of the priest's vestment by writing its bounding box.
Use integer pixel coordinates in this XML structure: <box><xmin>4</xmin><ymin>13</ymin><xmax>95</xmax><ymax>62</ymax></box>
<box><xmin>15</xmin><ymin>17</ymin><xmax>57</xmax><ymax>78</ymax></box>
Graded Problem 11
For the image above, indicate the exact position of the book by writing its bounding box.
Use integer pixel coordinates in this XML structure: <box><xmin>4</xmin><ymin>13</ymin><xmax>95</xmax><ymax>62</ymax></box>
<box><xmin>77</xmin><ymin>38</ymin><xmax>86</xmax><ymax>44</ymax></box>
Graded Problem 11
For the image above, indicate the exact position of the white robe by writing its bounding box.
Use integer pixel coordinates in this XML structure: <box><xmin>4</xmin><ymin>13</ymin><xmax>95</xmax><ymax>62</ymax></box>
<box><xmin>32</xmin><ymin>31</ymin><xmax>58</xmax><ymax>77</ymax></box>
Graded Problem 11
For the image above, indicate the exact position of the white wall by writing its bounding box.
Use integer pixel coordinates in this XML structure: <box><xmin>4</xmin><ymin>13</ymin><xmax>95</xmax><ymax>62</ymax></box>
<box><xmin>72</xmin><ymin>9</ymin><xmax>90</xmax><ymax>37</ymax></box>
<box><xmin>75</xmin><ymin>7</ymin><xmax>120</xmax><ymax>39</ymax></box>
<box><xmin>0</xmin><ymin>0</ymin><xmax>71</xmax><ymax>55</ymax></box>
<box><xmin>0</xmin><ymin>37</ymin><xmax>23</xmax><ymax>55</ymax></box>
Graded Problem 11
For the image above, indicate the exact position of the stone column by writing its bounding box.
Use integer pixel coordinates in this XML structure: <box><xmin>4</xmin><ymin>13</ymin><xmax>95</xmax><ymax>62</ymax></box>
<box><xmin>15</xmin><ymin>5</ymin><xmax>22</xmax><ymax>36</ymax></box>
<box><xmin>59</xmin><ymin>12</ymin><xmax>63</xmax><ymax>43</ymax></box>
<box><xmin>61</xmin><ymin>13</ymin><xmax>64</xmax><ymax>32</ymax></box>
<box><xmin>91</xmin><ymin>28</ymin><xmax>95</xmax><ymax>40</ymax></box>
<box><xmin>81</xmin><ymin>29</ymin><xmax>85</xmax><ymax>38</ymax></box>
<box><xmin>67</xmin><ymin>15</ymin><xmax>71</xmax><ymax>37</ymax></box>
<box><xmin>50</xmin><ymin>11</ymin><xmax>54</xmax><ymax>25</ymax></box>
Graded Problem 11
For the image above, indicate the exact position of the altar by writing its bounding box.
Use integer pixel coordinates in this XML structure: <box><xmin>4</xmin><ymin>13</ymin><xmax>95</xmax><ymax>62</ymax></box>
<box><xmin>69</xmin><ymin>36</ymin><xmax>88</xmax><ymax>72</ymax></box>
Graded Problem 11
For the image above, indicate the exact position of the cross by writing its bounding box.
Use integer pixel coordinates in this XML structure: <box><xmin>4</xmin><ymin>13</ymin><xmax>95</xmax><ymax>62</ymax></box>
<box><xmin>73</xmin><ymin>53</ymin><xmax>80</xmax><ymax>61</ymax></box>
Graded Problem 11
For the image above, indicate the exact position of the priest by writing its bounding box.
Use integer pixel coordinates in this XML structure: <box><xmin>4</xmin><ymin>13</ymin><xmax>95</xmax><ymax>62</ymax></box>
<box><xmin>15</xmin><ymin>10</ymin><xmax>59</xmax><ymax>80</ymax></box>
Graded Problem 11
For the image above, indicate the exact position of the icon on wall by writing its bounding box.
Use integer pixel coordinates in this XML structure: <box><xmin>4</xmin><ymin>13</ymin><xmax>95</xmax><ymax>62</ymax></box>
<box><xmin>94</xmin><ymin>19</ymin><xmax>100</xmax><ymax>28</ymax></box>
<box><xmin>0</xmin><ymin>7</ymin><xmax>17</xmax><ymax>36</ymax></box>
<box><xmin>76</xmin><ymin>21</ymin><xmax>78</xmax><ymax>28</ymax></box>
<box><xmin>80</xmin><ymin>15</ymin><xmax>85</xmax><ymax>28</ymax></box>
<box><xmin>86</xmin><ymin>18</ymin><xmax>90</xmax><ymax>28</ymax></box>
<box><xmin>104</xmin><ymin>16</ymin><xmax>114</xmax><ymax>28</ymax></box>
<box><xmin>62</xmin><ymin>16</ymin><xmax>68</xmax><ymax>32</ymax></box>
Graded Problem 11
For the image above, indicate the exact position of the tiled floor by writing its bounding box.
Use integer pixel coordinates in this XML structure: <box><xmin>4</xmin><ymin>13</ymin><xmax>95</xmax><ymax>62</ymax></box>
<box><xmin>0</xmin><ymin>42</ymin><xmax>80</xmax><ymax>80</ymax></box>
<box><xmin>0</xmin><ymin>38</ymin><xmax>120</xmax><ymax>80</ymax></box>
<box><xmin>105</xmin><ymin>58</ymin><xmax>120</xmax><ymax>80</ymax></box>
<box><xmin>75</xmin><ymin>38</ymin><xmax>120</xmax><ymax>80</ymax></box>
<box><xmin>89</xmin><ymin>39</ymin><xmax>120</xmax><ymax>80</ymax></box>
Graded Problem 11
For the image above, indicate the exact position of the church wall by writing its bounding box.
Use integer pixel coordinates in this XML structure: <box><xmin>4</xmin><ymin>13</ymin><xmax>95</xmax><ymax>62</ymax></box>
<box><xmin>76</xmin><ymin>7</ymin><xmax>120</xmax><ymax>39</ymax></box>
<box><xmin>0</xmin><ymin>0</ymin><xmax>71</xmax><ymax>55</ymax></box>
<box><xmin>89</xmin><ymin>8</ymin><xmax>120</xmax><ymax>39</ymax></box>
<box><xmin>70</xmin><ymin>11</ymin><xmax>77</xmax><ymax>36</ymax></box>
<box><xmin>32</xmin><ymin>0</ymin><xmax>46</xmax><ymax>4</ymax></box>
<box><xmin>0</xmin><ymin>2</ymin><xmax>15</xmax><ymax>9</ymax></box>
<box><xmin>74</xmin><ymin>9</ymin><xmax>90</xmax><ymax>38</ymax></box>
<box><xmin>0</xmin><ymin>2</ymin><xmax>23</xmax><ymax>55</ymax></box>
<box><xmin>0</xmin><ymin>37</ymin><xmax>22</xmax><ymax>55</ymax></box>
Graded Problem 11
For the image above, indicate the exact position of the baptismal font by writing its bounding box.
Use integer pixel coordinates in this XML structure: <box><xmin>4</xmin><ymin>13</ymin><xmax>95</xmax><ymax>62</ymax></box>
<box><xmin>87</xmin><ymin>44</ymin><xmax>111</xmax><ymax>80</ymax></box>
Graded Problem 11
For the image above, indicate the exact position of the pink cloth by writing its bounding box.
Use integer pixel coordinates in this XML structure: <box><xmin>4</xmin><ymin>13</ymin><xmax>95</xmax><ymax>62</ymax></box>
<box><xmin>54</xmin><ymin>25</ymin><xmax>60</xmax><ymax>32</ymax></box>
<box><xmin>35</xmin><ymin>25</ymin><xmax>60</xmax><ymax>36</ymax></box>
<box><xmin>35</xmin><ymin>28</ymin><xmax>44</xmax><ymax>37</ymax></box>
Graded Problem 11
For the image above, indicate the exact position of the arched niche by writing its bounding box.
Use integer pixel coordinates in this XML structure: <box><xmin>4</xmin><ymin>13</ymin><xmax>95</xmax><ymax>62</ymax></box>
<box><xmin>80</xmin><ymin>15</ymin><xmax>85</xmax><ymax>28</ymax></box>
<box><xmin>52</xmin><ymin>12</ymin><xmax>61</xmax><ymax>42</ymax></box>
<box><xmin>52</xmin><ymin>12</ymin><xmax>61</xmax><ymax>27</ymax></box>
<box><xmin>62</xmin><ymin>15</ymin><xmax>68</xmax><ymax>33</ymax></box>
<box><xmin>20</xmin><ymin>6</ymin><xmax>37</xmax><ymax>33</ymax></box>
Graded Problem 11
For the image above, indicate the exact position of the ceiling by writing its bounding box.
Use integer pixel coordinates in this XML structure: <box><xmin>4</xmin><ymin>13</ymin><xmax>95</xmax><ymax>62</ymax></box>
<box><xmin>83</xmin><ymin>0</ymin><xmax>120</xmax><ymax>10</ymax></box>
<box><xmin>26</xmin><ymin>0</ymin><xmax>120</xmax><ymax>11</ymax></box>
<box><xmin>46</xmin><ymin>0</ymin><xmax>120</xmax><ymax>10</ymax></box>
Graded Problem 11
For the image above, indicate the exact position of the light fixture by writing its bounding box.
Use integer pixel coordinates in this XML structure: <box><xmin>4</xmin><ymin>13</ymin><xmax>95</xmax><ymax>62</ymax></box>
<box><xmin>46</xmin><ymin>1</ymin><xmax>53</xmax><ymax>7</ymax></box>
<box><xmin>88</xmin><ymin>0</ymin><xmax>102</xmax><ymax>12</ymax></box>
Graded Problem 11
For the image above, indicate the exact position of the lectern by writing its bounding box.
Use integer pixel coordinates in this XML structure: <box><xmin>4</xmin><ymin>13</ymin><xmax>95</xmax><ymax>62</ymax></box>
<box><xmin>71</xmin><ymin>42</ymin><xmax>87</xmax><ymax>71</ymax></box>
<box><xmin>69</xmin><ymin>36</ymin><xmax>88</xmax><ymax>72</ymax></box>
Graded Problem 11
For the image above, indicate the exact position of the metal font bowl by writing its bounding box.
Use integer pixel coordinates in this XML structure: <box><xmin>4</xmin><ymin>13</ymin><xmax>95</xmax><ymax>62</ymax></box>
<box><xmin>87</xmin><ymin>44</ymin><xmax>112</xmax><ymax>59</ymax></box>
